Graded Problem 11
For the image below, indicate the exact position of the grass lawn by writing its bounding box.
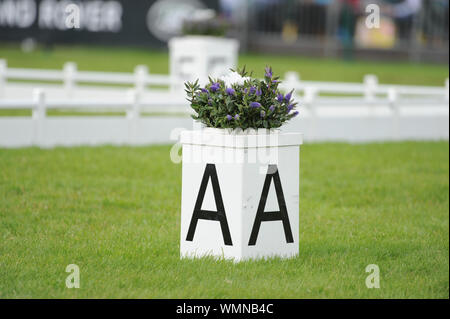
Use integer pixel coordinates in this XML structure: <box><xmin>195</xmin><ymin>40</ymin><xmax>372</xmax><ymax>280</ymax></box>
<box><xmin>0</xmin><ymin>44</ymin><xmax>448</xmax><ymax>86</ymax></box>
<box><xmin>0</xmin><ymin>142</ymin><xmax>448</xmax><ymax>298</ymax></box>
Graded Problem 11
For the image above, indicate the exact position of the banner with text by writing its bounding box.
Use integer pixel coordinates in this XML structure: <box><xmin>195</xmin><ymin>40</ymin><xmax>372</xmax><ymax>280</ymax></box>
<box><xmin>0</xmin><ymin>0</ymin><xmax>219</xmax><ymax>47</ymax></box>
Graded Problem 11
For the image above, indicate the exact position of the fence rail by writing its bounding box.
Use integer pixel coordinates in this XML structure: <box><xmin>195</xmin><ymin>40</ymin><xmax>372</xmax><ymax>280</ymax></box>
<box><xmin>1</xmin><ymin>59</ymin><xmax>448</xmax><ymax>100</ymax></box>
<box><xmin>0</xmin><ymin>60</ymin><xmax>173</xmax><ymax>90</ymax></box>
<box><xmin>0</xmin><ymin>59</ymin><xmax>448</xmax><ymax>147</ymax></box>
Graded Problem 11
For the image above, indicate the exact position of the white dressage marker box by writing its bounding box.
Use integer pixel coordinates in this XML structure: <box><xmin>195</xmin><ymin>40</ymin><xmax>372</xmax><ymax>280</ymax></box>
<box><xmin>180</xmin><ymin>129</ymin><xmax>303</xmax><ymax>261</ymax></box>
<box><xmin>169</xmin><ymin>36</ymin><xmax>239</xmax><ymax>91</ymax></box>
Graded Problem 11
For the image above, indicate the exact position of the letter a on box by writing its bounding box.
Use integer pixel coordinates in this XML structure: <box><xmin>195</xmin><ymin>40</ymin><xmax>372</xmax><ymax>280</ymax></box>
<box><xmin>186</xmin><ymin>164</ymin><xmax>233</xmax><ymax>245</ymax></box>
<box><xmin>248</xmin><ymin>165</ymin><xmax>293</xmax><ymax>245</ymax></box>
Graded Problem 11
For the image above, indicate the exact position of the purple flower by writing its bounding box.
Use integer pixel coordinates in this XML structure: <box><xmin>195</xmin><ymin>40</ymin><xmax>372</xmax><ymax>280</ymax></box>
<box><xmin>226</xmin><ymin>114</ymin><xmax>233</xmax><ymax>121</ymax></box>
<box><xmin>269</xmin><ymin>105</ymin><xmax>275</xmax><ymax>112</ymax></box>
<box><xmin>243</xmin><ymin>88</ymin><xmax>248</xmax><ymax>94</ymax></box>
<box><xmin>291</xmin><ymin>111</ymin><xmax>299</xmax><ymax>117</ymax></box>
<box><xmin>260</xmin><ymin>110</ymin><xmax>266</xmax><ymax>118</ymax></box>
<box><xmin>234</xmin><ymin>114</ymin><xmax>240</xmax><ymax>120</ymax></box>
<box><xmin>208</xmin><ymin>98</ymin><xmax>212</xmax><ymax>105</ymax></box>
<box><xmin>285</xmin><ymin>90</ymin><xmax>293</xmax><ymax>102</ymax></box>
<box><xmin>249</xmin><ymin>86</ymin><xmax>256</xmax><ymax>94</ymax></box>
<box><xmin>210</xmin><ymin>82</ymin><xmax>220</xmax><ymax>92</ymax></box>
<box><xmin>249</xmin><ymin>101</ymin><xmax>261</xmax><ymax>108</ymax></box>
<box><xmin>277</xmin><ymin>93</ymin><xmax>284</xmax><ymax>103</ymax></box>
<box><xmin>201</xmin><ymin>88</ymin><xmax>209</xmax><ymax>93</ymax></box>
<box><xmin>226</xmin><ymin>87</ymin><xmax>236</xmax><ymax>96</ymax></box>
<box><xmin>265</xmin><ymin>66</ymin><xmax>273</xmax><ymax>78</ymax></box>
<box><xmin>272</xmin><ymin>79</ymin><xmax>280</xmax><ymax>84</ymax></box>
<box><xmin>286</xmin><ymin>104</ymin><xmax>294</xmax><ymax>113</ymax></box>
<box><xmin>256</xmin><ymin>88</ymin><xmax>262</xmax><ymax>96</ymax></box>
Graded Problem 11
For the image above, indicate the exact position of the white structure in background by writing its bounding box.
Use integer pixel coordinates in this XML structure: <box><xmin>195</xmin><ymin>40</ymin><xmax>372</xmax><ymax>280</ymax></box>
<box><xmin>168</xmin><ymin>36</ymin><xmax>239</xmax><ymax>91</ymax></box>
<box><xmin>180</xmin><ymin>129</ymin><xmax>303</xmax><ymax>261</ymax></box>
<box><xmin>0</xmin><ymin>59</ymin><xmax>448</xmax><ymax>147</ymax></box>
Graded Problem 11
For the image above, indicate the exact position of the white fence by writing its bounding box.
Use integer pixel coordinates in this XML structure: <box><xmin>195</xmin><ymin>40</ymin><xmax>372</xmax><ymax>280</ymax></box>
<box><xmin>0</xmin><ymin>60</ymin><xmax>172</xmax><ymax>96</ymax></box>
<box><xmin>1</xmin><ymin>59</ymin><xmax>448</xmax><ymax>100</ymax></box>
<box><xmin>0</xmin><ymin>59</ymin><xmax>448</xmax><ymax>147</ymax></box>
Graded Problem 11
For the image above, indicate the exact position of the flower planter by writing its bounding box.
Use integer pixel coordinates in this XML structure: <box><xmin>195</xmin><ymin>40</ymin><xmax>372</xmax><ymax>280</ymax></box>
<box><xmin>168</xmin><ymin>36</ymin><xmax>239</xmax><ymax>91</ymax></box>
<box><xmin>179</xmin><ymin>128</ymin><xmax>303</xmax><ymax>261</ymax></box>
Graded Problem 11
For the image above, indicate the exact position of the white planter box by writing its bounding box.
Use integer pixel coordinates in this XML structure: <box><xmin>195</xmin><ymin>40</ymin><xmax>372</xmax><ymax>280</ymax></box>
<box><xmin>179</xmin><ymin>129</ymin><xmax>303</xmax><ymax>261</ymax></box>
<box><xmin>168</xmin><ymin>36</ymin><xmax>239</xmax><ymax>91</ymax></box>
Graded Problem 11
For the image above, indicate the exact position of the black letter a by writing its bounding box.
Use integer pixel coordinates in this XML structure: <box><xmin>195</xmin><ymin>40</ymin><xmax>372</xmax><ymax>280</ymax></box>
<box><xmin>248</xmin><ymin>165</ymin><xmax>294</xmax><ymax>246</ymax></box>
<box><xmin>186</xmin><ymin>164</ymin><xmax>233</xmax><ymax>245</ymax></box>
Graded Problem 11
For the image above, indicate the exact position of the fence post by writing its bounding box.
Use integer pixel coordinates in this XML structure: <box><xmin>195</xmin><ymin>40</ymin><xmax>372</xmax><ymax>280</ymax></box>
<box><xmin>32</xmin><ymin>89</ymin><xmax>46</xmax><ymax>147</ymax></box>
<box><xmin>127</xmin><ymin>89</ymin><xmax>140</xmax><ymax>145</ymax></box>
<box><xmin>364</xmin><ymin>74</ymin><xmax>378</xmax><ymax>102</ymax></box>
<box><xmin>63</xmin><ymin>62</ymin><xmax>77</xmax><ymax>97</ymax></box>
<box><xmin>388</xmin><ymin>87</ymin><xmax>399</xmax><ymax>140</ymax></box>
<box><xmin>304</xmin><ymin>86</ymin><xmax>317</xmax><ymax>141</ymax></box>
<box><xmin>387</xmin><ymin>87</ymin><xmax>398</xmax><ymax>110</ymax></box>
<box><xmin>0</xmin><ymin>59</ymin><xmax>6</xmax><ymax>97</ymax></box>
<box><xmin>284</xmin><ymin>71</ymin><xmax>300</xmax><ymax>94</ymax></box>
<box><xmin>445</xmin><ymin>78</ymin><xmax>449</xmax><ymax>102</ymax></box>
<box><xmin>134</xmin><ymin>65</ymin><xmax>148</xmax><ymax>95</ymax></box>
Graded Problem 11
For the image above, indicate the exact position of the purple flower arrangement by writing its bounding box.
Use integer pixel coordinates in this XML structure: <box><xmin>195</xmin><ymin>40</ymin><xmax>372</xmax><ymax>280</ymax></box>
<box><xmin>185</xmin><ymin>66</ymin><xmax>299</xmax><ymax>129</ymax></box>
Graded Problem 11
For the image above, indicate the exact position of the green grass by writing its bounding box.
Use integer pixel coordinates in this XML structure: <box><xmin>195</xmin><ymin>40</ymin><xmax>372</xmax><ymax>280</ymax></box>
<box><xmin>0</xmin><ymin>44</ymin><xmax>448</xmax><ymax>86</ymax></box>
<box><xmin>0</xmin><ymin>142</ymin><xmax>448</xmax><ymax>298</ymax></box>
